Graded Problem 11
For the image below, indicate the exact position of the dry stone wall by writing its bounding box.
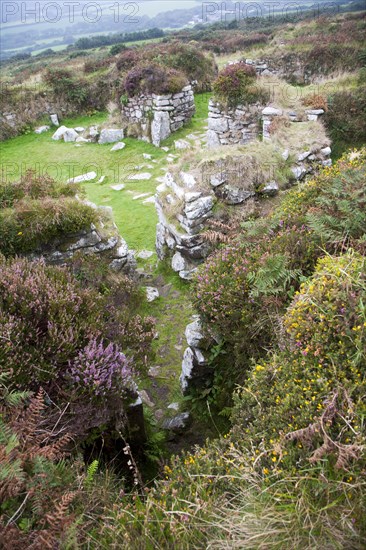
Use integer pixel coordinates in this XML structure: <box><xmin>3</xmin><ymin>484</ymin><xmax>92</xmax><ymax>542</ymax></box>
<box><xmin>261</xmin><ymin>106</ymin><xmax>332</xmax><ymax>179</ymax></box>
<box><xmin>207</xmin><ymin>99</ymin><xmax>263</xmax><ymax>148</ymax></box>
<box><xmin>121</xmin><ymin>85</ymin><xmax>195</xmax><ymax>147</ymax></box>
<box><xmin>27</xmin><ymin>204</ymin><xmax>136</xmax><ymax>275</ymax></box>
<box><xmin>155</xmin><ymin>170</ymin><xmax>214</xmax><ymax>280</ymax></box>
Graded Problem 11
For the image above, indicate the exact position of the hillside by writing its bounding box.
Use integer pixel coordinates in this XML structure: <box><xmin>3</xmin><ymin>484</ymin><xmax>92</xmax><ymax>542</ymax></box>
<box><xmin>0</xmin><ymin>5</ymin><xmax>366</xmax><ymax>549</ymax></box>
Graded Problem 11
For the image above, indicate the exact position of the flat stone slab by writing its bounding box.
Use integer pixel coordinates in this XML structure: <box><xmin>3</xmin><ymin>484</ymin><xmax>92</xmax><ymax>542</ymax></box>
<box><xmin>139</xmin><ymin>390</ymin><xmax>155</xmax><ymax>408</ymax></box>
<box><xmin>148</xmin><ymin>366</ymin><xmax>161</xmax><ymax>378</ymax></box>
<box><xmin>167</xmin><ymin>402</ymin><xmax>180</xmax><ymax>411</ymax></box>
<box><xmin>174</xmin><ymin>139</ymin><xmax>191</xmax><ymax>150</ymax></box>
<box><xmin>110</xmin><ymin>142</ymin><xmax>126</xmax><ymax>151</ymax></box>
<box><xmin>128</xmin><ymin>173</ymin><xmax>152</xmax><ymax>181</ymax></box>
<box><xmin>63</xmin><ymin>128</ymin><xmax>79</xmax><ymax>142</ymax></box>
<box><xmin>67</xmin><ymin>171</ymin><xmax>97</xmax><ymax>184</ymax></box>
<box><xmin>133</xmin><ymin>193</ymin><xmax>151</xmax><ymax>200</ymax></box>
<box><xmin>145</xmin><ymin>287</ymin><xmax>159</xmax><ymax>302</ymax></box>
<box><xmin>162</xmin><ymin>412</ymin><xmax>191</xmax><ymax>432</ymax></box>
<box><xmin>143</xmin><ymin>153</ymin><xmax>153</xmax><ymax>159</ymax></box>
<box><xmin>52</xmin><ymin>125</ymin><xmax>68</xmax><ymax>140</ymax></box>
<box><xmin>110</xmin><ymin>184</ymin><xmax>125</xmax><ymax>191</ymax></box>
<box><xmin>35</xmin><ymin>125</ymin><xmax>50</xmax><ymax>134</ymax></box>
<box><xmin>137</xmin><ymin>250</ymin><xmax>155</xmax><ymax>259</ymax></box>
<box><xmin>143</xmin><ymin>196</ymin><xmax>156</xmax><ymax>204</ymax></box>
<box><xmin>98</xmin><ymin>128</ymin><xmax>124</xmax><ymax>144</ymax></box>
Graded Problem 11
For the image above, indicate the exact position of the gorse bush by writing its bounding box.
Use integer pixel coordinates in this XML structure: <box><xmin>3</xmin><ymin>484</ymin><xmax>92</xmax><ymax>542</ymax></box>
<box><xmin>232</xmin><ymin>252</ymin><xmax>366</xmax><ymax>456</ymax></box>
<box><xmin>193</xmin><ymin>150</ymin><xmax>366</xmax><ymax>399</ymax></box>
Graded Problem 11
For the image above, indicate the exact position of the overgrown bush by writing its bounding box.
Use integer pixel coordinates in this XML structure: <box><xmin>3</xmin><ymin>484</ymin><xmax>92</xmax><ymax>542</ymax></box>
<box><xmin>0</xmin><ymin>171</ymin><xmax>96</xmax><ymax>255</ymax></box>
<box><xmin>0</xmin><ymin>255</ymin><xmax>155</xmax><ymax>441</ymax></box>
<box><xmin>213</xmin><ymin>62</ymin><xmax>268</xmax><ymax>107</ymax></box>
<box><xmin>324</xmin><ymin>87</ymin><xmax>366</xmax><ymax>158</ymax></box>
<box><xmin>43</xmin><ymin>68</ymin><xmax>90</xmax><ymax>107</ymax></box>
<box><xmin>123</xmin><ymin>64</ymin><xmax>187</xmax><ymax>97</ymax></box>
<box><xmin>84</xmin><ymin>57</ymin><xmax>112</xmax><ymax>74</ymax></box>
<box><xmin>0</xmin><ymin>196</ymin><xmax>97</xmax><ymax>256</ymax></box>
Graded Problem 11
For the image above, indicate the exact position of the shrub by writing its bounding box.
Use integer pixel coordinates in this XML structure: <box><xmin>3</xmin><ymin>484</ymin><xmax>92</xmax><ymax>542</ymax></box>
<box><xmin>324</xmin><ymin>87</ymin><xmax>366</xmax><ymax>158</ymax></box>
<box><xmin>192</xmin><ymin>150</ymin><xmax>366</xmax><ymax>400</ymax></box>
<box><xmin>43</xmin><ymin>68</ymin><xmax>90</xmax><ymax>107</ymax></box>
<box><xmin>123</xmin><ymin>64</ymin><xmax>187</xmax><ymax>97</ymax></box>
<box><xmin>155</xmin><ymin>42</ymin><xmax>217</xmax><ymax>86</ymax></box>
<box><xmin>232</xmin><ymin>251</ymin><xmax>366</xmax><ymax>470</ymax></box>
<box><xmin>0</xmin><ymin>170</ymin><xmax>76</xmax><ymax>208</ymax></box>
<box><xmin>69</xmin><ymin>338</ymin><xmax>133</xmax><ymax>400</ymax></box>
<box><xmin>0</xmin><ymin>197</ymin><xmax>97</xmax><ymax>256</ymax></box>
<box><xmin>116</xmin><ymin>49</ymin><xmax>141</xmax><ymax>72</ymax></box>
<box><xmin>0</xmin><ymin>171</ymin><xmax>97</xmax><ymax>256</ymax></box>
<box><xmin>0</xmin><ymin>256</ymin><xmax>104</xmax><ymax>386</ymax></box>
<box><xmin>84</xmin><ymin>57</ymin><xmax>111</xmax><ymax>74</ymax></box>
<box><xmin>0</xmin><ymin>255</ymin><xmax>155</xmax><ymax>388</ymax></box>
<box><xmin>301</xmin><ymin>92</ymin><xmax>328</xmax><ymax>111</ymax></box>
<box><xmin>110</xmin><ymin>43</ymin><xmax>127</xmax><ymax>56</ymax></box>
<box><xmin>213</xmin><ymin>62</ymin><xmax>266</xmax><ymax>107</ymax></box>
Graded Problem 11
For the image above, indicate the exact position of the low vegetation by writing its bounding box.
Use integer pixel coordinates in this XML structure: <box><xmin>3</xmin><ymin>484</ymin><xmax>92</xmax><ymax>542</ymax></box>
<box><xmin>213</xmin><ymin>61</ymin><xmax>269</xmax><ymax>107</ymax></box>
<box><xmin>0</xmin><ymin>6</ymin><xmax>366</xmax><ymax>548</ymax></box>
<box><xmin>0</xmin><ymin>171</ymin><xmax>97</xmax><ymax>256</ymax></box>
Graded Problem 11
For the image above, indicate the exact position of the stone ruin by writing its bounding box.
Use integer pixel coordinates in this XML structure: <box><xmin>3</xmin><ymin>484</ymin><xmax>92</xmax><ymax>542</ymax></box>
<box><xmin>207</xmin><ymin>101</ymin><xmax>327</xmax><ymax>150</ymax></box>
<box><xmin>156</xmin><ymin>125</ymin><xmax>331</xmax><ymax>281</ymax></box>
<box><xmin>207</xmin><ymin>99</ymin><xmax>263</xmax><ymax>148</ymax></box>
<box><xmin>28</xmin><ymin>202</ymin><xmax>136</xmax><ymax>275</ymax></box>
<box><xmin>180</xmin><ymin>316</ymin><xmax>212</xmax><ymax>394</ymax></box>
<box><xmin>121</xmin><ymin>85</ymin><xmax>195</xmax><ymax>147</ymax></box>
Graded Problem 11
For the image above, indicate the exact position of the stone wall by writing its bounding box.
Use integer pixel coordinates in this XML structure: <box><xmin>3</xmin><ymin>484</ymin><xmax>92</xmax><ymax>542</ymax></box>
<box><xmin>27</xmin><ymin>204</ymin><xmax>136</xmax><ymax>275</ymax></box>
<box><xmin>261</xmin><ymin>106</ymin><xmax>331</xmax><ymax>180</ymax></box>
<box><xmin>262</xmin><ymin>106</ymin><xmax>326</xmax><ymax>140</ymax></box>
<box><xmin>0</xmin><ymin>92</ymin><xmax>78</xmax><ymax>141</ymax></box>
<box><xmin>155</xmin><ymin>170</ymin><xmax>214</xmax><ymax>280</ymax></box>
<box><xmin>207</xmin><ymin>99</ymin><xmax>263</xmax><ymax>148</ymax></box>
<box><xmin>121</xmin><ymin>85</ymin><xmax>195</xmax><ymax>147</ymax></box>
<box><xmin>180</xmin><ymin>316</ymin><xmax>212</xmax><ymax>394</ymax></box>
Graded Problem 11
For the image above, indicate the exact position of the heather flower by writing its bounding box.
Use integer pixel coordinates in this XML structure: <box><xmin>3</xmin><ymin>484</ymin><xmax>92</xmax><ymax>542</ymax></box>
<box><xmin>69</xmin><ymin>338</ymin><xmax>133</xmax><ymax>399</ymax></box>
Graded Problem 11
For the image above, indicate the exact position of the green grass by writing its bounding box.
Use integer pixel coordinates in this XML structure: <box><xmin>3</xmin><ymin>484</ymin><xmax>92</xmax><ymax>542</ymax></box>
<box><xmin>0</xmin><ymin>94</ymin><xmax>210</xmax><ymax>251</ymax></box>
